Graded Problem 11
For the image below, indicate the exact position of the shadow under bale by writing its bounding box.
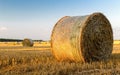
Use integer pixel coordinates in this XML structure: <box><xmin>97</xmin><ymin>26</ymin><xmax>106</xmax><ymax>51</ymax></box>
<box><xmin>111</xmin><ymin>53</ymin><xmax>120</xmax><ymax>60</ymax></box>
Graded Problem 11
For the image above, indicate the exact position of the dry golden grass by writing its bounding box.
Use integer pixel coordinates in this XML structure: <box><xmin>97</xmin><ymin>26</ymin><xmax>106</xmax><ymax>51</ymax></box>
<box><xmin>0</xmin><ymin>42</ymin><xmax>50</xmax><ymax>51</ymax></box>
<box><xmin>114</xmin><ymin>40</ymin><xmax>120</xmax><ymax>44</ymax></box>
<box><xmin>0</xmin><ymin>41</ymin><xmax>120</xmax><ymax>75</ymax></box>
<box><xmin>0</xmin><ymin>41</ymin><xmax>50</xmax><ymax>47</ymax></box>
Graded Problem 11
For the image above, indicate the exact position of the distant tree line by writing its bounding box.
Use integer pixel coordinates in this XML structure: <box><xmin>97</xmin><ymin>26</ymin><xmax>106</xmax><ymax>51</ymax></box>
<box><xmin>0</xmin><ymin>38</ymin><xmax>44</xmax><ymax>42</ymax></box>
<box><xmin>0</xmin><ymin>38</ymin><xmax>22</xmax><ymax>42</ymax></box>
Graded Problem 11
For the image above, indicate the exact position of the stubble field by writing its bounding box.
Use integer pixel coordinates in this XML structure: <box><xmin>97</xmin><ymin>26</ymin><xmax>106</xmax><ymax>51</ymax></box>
<box><xmin>0</xmin><ymin>41</ymin><xmax>120</xmax><ymax>75</ymax></box>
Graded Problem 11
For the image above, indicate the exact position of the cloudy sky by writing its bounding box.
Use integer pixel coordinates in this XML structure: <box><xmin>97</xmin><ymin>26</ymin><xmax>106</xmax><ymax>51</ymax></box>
<box><xmin>0</xmin><ymin>0</ymin><xmax>120</xmax><ymax>40</ymax></box>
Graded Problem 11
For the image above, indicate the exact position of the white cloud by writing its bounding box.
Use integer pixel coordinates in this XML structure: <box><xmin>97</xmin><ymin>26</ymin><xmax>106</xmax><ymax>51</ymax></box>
<box><xmin>0</xmin><ymin>26</ymin><xmax>8</xmax><ymax>31</ymax></box>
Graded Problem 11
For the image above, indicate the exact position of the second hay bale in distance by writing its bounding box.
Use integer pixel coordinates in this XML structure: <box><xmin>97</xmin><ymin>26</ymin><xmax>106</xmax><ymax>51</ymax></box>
<box><xmin>51</xmin><ymin>13</ymin><xmax>113</xmax><ymax>62</ymax></box>
<box><xmin>22</xmin><ymin>38</ymin><xmax>34</xmax><ymax>47</ymax></box>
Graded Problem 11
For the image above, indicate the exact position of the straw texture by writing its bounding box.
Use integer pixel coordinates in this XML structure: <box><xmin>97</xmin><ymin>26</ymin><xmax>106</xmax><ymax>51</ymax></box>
<box><xmin>51</xmin><ymin>13</ymin><xmax>113</xmax><ymax>62</ymax></box>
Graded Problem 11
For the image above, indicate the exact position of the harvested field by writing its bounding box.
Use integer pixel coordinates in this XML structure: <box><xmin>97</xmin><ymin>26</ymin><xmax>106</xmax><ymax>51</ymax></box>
<box><xmin>0</xmin><ymin>42</ymin><xmax>120</xmax><ymax>75</ymax></box>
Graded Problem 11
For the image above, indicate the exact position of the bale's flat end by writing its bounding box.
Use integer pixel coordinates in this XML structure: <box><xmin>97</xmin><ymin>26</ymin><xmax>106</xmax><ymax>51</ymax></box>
<box><xmin>81</xmin><ymin>12</ymin><xmax>113</xmax><ymax>62</ymax></box>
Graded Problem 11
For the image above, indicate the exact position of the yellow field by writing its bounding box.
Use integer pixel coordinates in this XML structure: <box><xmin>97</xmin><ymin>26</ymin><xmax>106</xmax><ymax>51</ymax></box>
<box><xmin>0</xmin><ymin>41</ymin><xmax>120</xmax><ymax>75</ymax></box>
<box><xmin>114</xmin><ymin>40</ymin><xmax>120</xmax><ymax>44</ymax></box>
<box><xmin>0</xmin><ymin>41</ymin><xmax>50</xmax><ymax>51</ymax></box>
<box><xmin>0</xmin><ymin>41</ymin><xmax>50</xmax><ymax>47</ymax></box>
<box><xmin>0</xmin><ymin>41</ymin><xmax>119</xmax><ymax>53</ymax></box>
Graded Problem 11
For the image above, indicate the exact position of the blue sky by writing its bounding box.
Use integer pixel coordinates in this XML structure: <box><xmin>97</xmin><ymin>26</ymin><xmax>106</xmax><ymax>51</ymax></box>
<box><xmin>0</xmin><ymin>0</ymin><xmax>120</xmax><ymax>40</ymax></box>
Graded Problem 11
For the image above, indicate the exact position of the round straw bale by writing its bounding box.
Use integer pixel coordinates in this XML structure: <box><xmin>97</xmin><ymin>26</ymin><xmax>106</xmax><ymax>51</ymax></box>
<box><xmin>51</xmin><ymin>13</ymin><xmax>113</xmax><ymax>62</ymax></box>
<box><xmin>22</xmin><ymin>38</ymin><xmax>34</xmax><ymax>47</ymax></box>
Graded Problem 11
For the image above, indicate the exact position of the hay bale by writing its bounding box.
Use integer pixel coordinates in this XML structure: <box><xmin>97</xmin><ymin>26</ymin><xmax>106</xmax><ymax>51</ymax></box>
<box><xmin>51</xmin><ymin>13</ymin><xmax>113</xmax><ymax>62</ymax></box>
<box><xmin>22</xmin><ymin>38</ymin><xmax>34</xmax><ymax>47</ymax></box>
